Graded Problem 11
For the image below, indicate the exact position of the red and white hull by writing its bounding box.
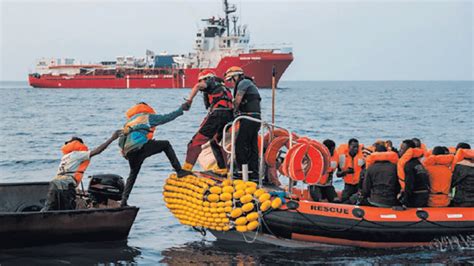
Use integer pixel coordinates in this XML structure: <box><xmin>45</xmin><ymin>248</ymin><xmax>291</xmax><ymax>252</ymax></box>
<box><xmin>29</xmin><ymin>53</ymin><xmax>293</xmax><ymax>89</ymax></box>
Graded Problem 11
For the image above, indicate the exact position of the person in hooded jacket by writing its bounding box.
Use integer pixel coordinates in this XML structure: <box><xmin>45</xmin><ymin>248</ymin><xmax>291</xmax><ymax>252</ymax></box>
<box><xmin>43</xmin><ymin>131</ymin><xmax>121</xmax><ymax>211</ymax></box>
<box><xmin>118</xmin><ymin>102</ymin><xmax>191</xmax><ymax>207</ymax></box>
<box><xmin>361</xmin><ymin>144</ymin><xmax>400</xmax><ymax>207</ymax></box>
<box><xmin>450</xmin><ymin>144</ymin><xmax>474</xmax><ymax>207</ymax></box>
<box><xmin>397</xmin><ymin>139</ymin><xmax>430</xmax><ymax>207</ymax></box>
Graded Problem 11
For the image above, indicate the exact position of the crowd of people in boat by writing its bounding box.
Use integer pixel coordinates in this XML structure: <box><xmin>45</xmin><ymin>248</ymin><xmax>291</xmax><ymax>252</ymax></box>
<box><xmin>41</xmin><ymin>66</ymin><xmax>473</xmax><ymax>211</ymax></box>
<box><xmin>307</xmin><ymin>138</ymin><xmax>473</xmax><ymax>208</ymax></box>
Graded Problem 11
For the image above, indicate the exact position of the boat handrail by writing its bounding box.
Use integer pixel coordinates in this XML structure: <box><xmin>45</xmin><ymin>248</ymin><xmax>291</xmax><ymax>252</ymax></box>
<box><xmin>221</xmin><ymin>115</ymin><xmax>295</xmax><ymax>188</ymax></box>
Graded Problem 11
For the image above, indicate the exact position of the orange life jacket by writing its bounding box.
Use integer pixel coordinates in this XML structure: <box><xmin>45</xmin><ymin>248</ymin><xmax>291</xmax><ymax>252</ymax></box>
<box><xmin>60</xmin><ymin>140</ymin><xmax>90</xmax><ymax>184</ymax></box>
<box><xmin>366</xmin><ymin>151</ymin><xmax>399</xmax><ymax>169</ymax></box>
<box><xmin>397</xmin><ymin>148</ymin><xmax>424</xmax><ymax>191</ymax></box>
<box><xmin>317</xmin><ymin>151</ymin><xmax>339</xmax><ymax>186</ymax></box>
<box><xmin>125</xmin><ymin>103</ymin><xmax>156</xmax><ymax>139</ymax></box>
<box><xmin>337</xmin><ymin>144</ymin><xmax>365</xmax><ymax>185</ymax></box>
<box><xmin>452</xmin><ymin>149</ymin><xmax>474</xmax><ymax>170</ymax></box>
<box><xmin>423</xmin><ymin>154</ymin><xmax>454</xmax><ymax>207</ymax></box>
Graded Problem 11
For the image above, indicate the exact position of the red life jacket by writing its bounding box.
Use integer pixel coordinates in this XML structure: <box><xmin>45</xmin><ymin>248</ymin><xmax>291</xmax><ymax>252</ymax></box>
<box><xmin>207</xmin><ymin>85</ymin><xmax>233</xmax><ymax>110</ymax></box>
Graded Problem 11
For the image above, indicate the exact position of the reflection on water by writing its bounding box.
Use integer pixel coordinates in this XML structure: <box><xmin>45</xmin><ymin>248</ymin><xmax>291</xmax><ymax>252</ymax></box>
<box><xmin>160</xmin><ymin>240</ymin><xmax>474</xmax><ymax>264</ymax></box>
<box><xmin>0</xmin><ymin>241</ymin><xmax>142</xmax><ymax>265</ymax></box>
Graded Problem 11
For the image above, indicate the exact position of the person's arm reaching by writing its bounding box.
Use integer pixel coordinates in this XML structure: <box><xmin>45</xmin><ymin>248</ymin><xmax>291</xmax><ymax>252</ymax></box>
<box><xmin>186</xmin><ymin>83</ymin><xmax>202</xmax><ymax>105</ymax></box>
<box><xmin>90</xmin><ymin>130</ymin><xmax>122</xmax><ymax>158</ymax></box>
<box><xmin>148</xmin><ymin>103</ymin><xmax>190</xmax><ymax>127</ymax></box>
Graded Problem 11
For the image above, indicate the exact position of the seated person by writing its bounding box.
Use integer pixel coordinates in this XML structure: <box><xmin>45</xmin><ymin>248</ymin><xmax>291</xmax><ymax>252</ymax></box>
<box><xmin>450</xmin><ymin>146</ymin><xmax>474</xmax><ymax>207</ymax></box>
<box><xmin>423</xmin><ymin>146</ymin><xmax>453</xmax><ymax>207</ymax></box>
<box><xmin>309</xmin><ymin>139</ymin><xmax>338</xmax><ymax>203</ymax></box>
<box><xmin>360</xmin><ymin>144</ymin><xmax>400</xmax><ymax>207</ymax></box>
<box><xmin>42</xmin><ymin>131</ymin><xmax>121</xmax><ymax>211</ymax></box>
<box><xmin>397</xmin><ymin>139</ymin><xmax>430</xmax><ymax>207</ymax></box>
<box><xmin>336</xmin><ymin>138</ymin><xmax>365</xmax><ymax>204</ymax></box>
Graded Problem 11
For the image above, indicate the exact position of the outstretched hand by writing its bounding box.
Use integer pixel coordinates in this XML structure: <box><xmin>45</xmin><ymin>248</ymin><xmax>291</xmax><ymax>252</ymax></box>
<box><xmin>112</xmin><ymin>129</ymin><xmax>123</xmax><ymax>139</ymax></box>
<box><xmin>181</xmin><ymin>101</ymin><xmax>191</xmax><ymax>111</ymax></box>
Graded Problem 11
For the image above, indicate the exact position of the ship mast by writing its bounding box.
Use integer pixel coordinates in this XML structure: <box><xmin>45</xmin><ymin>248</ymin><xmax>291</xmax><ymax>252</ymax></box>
<box><xmin>223</xmin><ymin>0</ymin><xmax>236</xmax><ymax>36</ymax></box>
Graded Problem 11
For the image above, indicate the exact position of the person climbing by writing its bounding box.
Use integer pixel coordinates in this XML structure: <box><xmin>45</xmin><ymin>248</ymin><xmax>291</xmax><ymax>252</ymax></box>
<box><xmin>42</xmin><ymin>131</ymin><xmax>121</xmax><ymax>211</ymax></box>
<box><xmin>423</xmin><ymin>146</ymin><xmax>453</xmax><ymax>207</ymax></box>
<box><xmin>182</xmin><ymin>70</ymin><xmax>233</xmax><ymax>175</ymax></box>
<box><xmin>361</xmin><ymin>144</ymin><xmax>400</xmax><ymax>207</ymax></box>
<box><xmin>397</xmin><ymin>139</ymin><xmax>430</xmax><ymax>207</ymax></box>
<box><xmin>309</xmin><ymin>139</ymin><xmax>338</xmax><ymax>202</ymax></box>
<box><xmin>224</xmin><ymin>66</ymin><xmax>261</xmax><ymax>181</ymax></box>
<box><xmin>119</xmin><ymin>102</ymin><xmax>191</xmax><ymax>207</ymax></box>
<box><xmin>450</xmin><ymin>145</ymin><xmax>474</xmax><ymax>207</ymax></box>
<box><xmin>336</xmin><ymin>138</ymin><xmax>365</xmax><ymax>203</ymax></box>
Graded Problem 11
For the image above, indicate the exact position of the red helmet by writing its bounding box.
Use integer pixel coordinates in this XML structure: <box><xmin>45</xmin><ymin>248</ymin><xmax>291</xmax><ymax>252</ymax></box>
<box><xmin>198</xmin><ymin>70</ymin><xmax>216</xmax><ymax>81</ymax></box>
<box><xmin>225</xmin><ymin>66</ymin><xmax>244</xmax><ymax>81</ymax></box>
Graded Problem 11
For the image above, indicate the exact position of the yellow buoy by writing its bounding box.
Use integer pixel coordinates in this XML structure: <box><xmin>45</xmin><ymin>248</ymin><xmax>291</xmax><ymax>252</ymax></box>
<box><xmin>233</xmin><ymin>190</ymin><xmax>245</xmax><ymax>199</ymax></box>
<box><xmin>235</xmin><ymin>184</ymin><xmax>247</xmax><ymax>191</ymax></box>
<box><xmin>230</xmin><ymin>208</ymin><xmax>243</xmax><ymax>218</ymax></box>
<box><xmin>260</xmin><ymin>200</ymin><xmax>271</xmax><ymax>212</ymax></box>
<box><xmin>224</xmin><ymin>206</ymin><xmax>232</xmax><ymax>213</ymax></box>
<box><xmin>258</xmin><ymin>193</ymin><xmax>271</xmax><ymax>202</ymax></box>
<box><xmin>222</xmin><ymin>186</ymin><xmax>234</xmax><ymax>194</ymax></box>
<box><xmin>236</xmin><ymin>225</ymin><xmax>248</xmax><ymax>232</ymax></box>
<box><xmin>210</xmin><ymin>202</ymin><xmax>218</xmax><ymax>208</ymax></box>
<box><xmin>217</xmin><ymin>201</ymin><xmax>225</xmax><ymax>207</ymax></box>
<box><xmin>245</xmin><ymin>186</ymin><xmax>257</xmax><ymax>195</ymax></box>
<box><xmin>220</xmin><ymin>192</ymin><xmax>232</xmax><ymax>202</ymax></box>
<box><xmin>207</xmin><ymin>194</ymin><xmax>219</xmax><ymax>202</ymax></box>
<box><xmin>246</xmin><ymin>212</ymin><xmax>259</xmax><ymax>221</ymax></box>
<box><xmin>240</xmin><ymin>194</ymin><xmax>253</xmax><ymax>204</ymax></box>
<box><xmin>210</xmin><ymin>186</ymin><xmax>222</xmax><ymax>194</ymax></box>
<box><xmin>247</xmin><ymin>221</ymin><xmax>259</xmax><ymax>231</ymax></box>
<box><xmin>222</xmin><ymin>179</ymin><xmax>233</xmax><ymax>186</ymax></box>
<box><xmin>235</xmin><ymin>217</ymin><xmax>248</xmax><ymax>226</ymax></box>
<box><xmin>245</xmin><ymin>181</ymin><xmax>258</xmax><ymax>188</ymax></box>
<box><xmin>271</xmin><ymin>197</ymin><xmax>283</xmax><ymax>209</ymax></box>
<box><xmin>224</xmin><ymin>200</ymin><xmax>232</xmax><ymax>207</ymax></box>
<box><xmin>241</xmin><ymin>202</ymin><xmax>255</xmax><ymax>213</ymax></box>
<box><xmin>233</xmin><ymin>180</ymin><xmax>244</xmax><ymax>186</ymax></box>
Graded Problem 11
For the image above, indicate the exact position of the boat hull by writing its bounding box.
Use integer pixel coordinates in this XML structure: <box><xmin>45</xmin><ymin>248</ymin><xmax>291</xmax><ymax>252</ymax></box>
<box><xmin>212</xmin><ymin>200</ymin><xmax>474</xmax><ymax>249</ymax></box>
<box><xmin>28</xmin><ymin>53</ymin><xmax>293</xmax><ymax>89</ymax></box>
<box><xmin>0</xmin><ymin>182</ymin><xmax>139</xmax><ymax>248</ymax></box>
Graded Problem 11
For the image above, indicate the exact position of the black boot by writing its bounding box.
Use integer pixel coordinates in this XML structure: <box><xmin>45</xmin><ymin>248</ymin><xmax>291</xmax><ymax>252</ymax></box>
<box><xmin>177</xmin><ymin>169</ymin><xmax>194</xmax><ymax>178</ymax></box>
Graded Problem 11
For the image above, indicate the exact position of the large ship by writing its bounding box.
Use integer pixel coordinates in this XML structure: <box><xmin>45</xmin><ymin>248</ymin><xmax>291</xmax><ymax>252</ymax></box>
<box><xmin>28</xmin><ymin>1</ymin><xmax>293</xmax><ymax>89</ymax></box>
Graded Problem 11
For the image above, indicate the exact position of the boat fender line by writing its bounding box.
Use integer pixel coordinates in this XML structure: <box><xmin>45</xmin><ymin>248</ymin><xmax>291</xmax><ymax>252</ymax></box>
<box><xmin>352</xmin><ymin>207</ymin><xmax>365</xmax><ymax>218</ymax></box>
<box><xmin>295</xmin><ymin>209</ymin><xmax>365</xmax><ymax>233</ymax></box>
<box><xmin>416</xmin><ymin>209</ymin><xmax>429</xmax><ymax>220</ymax></box>
<box><xmin>192</xmin><ymin>226</ymin><xmax>207</xmax><ymax>236</ymax></box>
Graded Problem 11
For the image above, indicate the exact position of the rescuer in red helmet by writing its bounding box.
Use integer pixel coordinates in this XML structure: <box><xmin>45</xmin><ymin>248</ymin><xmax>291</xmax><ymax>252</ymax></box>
<box><xmin>182</xmin><ymin>70</ymin><xmax>234</xmax><ymax>175</ymax></box>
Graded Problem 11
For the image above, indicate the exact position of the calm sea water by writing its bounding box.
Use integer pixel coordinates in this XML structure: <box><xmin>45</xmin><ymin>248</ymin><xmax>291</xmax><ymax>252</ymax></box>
<box><xmin>0</xmin><ymin>81</ymin><xmax>473</xmax><ymax>264</ymax></box>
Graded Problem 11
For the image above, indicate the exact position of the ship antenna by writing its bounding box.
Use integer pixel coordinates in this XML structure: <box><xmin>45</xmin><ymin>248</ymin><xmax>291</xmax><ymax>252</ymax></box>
<box><xmin>231</xmin><ymin>16</ymin><xmax>238</xmax><ymax>35</ymax></box>
<box><xmin>223</xmin><ymin>0</ymin><xmax>236</xmax><ymax>36</ymax></box>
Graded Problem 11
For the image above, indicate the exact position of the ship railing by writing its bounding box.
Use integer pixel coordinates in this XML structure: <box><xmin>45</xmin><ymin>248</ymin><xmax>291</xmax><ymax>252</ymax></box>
<box><xmin>221</xmin><ymin>115</ymin><xmax>295</xmax><ymax>188</ymax></box>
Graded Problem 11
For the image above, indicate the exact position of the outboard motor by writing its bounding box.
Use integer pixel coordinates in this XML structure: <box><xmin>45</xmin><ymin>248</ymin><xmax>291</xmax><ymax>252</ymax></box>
<box><xmin>88</xmin><ymin>174</ymin><xmax>124</xmax><ymax>205</ymax></box>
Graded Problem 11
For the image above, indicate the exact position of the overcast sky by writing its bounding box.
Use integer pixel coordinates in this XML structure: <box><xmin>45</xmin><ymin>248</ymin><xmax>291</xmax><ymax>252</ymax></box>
<box><xmin>1</xmin><ymin>0</ymin><xmax>472</xmax><ymax>81</ymax></box>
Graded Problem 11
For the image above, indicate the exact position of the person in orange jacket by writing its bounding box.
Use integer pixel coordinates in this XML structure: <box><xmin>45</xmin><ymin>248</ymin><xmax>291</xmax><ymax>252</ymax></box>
<box><xmin>42</xmin><ymin>131</ymin><xmax>121</xmax><ymax>211</ymax></box>
<box><xmin>309</xmin><ymin>139</ymin><xmax>338</xmax><ymax>202</ymax></box>
<box><xmin>336</xmin><ymin>138</ymin><xmax>365</xmax><ymax>203</ymax></box>
<box><xmin>397</xmin><ymin>139</ymin><xmax>430</xmax><ymax>207</ymax></box>
<box><xmin>423</xmin><ymin>146</ymin><xmax>453</xmax><ymax>207</ymax></box>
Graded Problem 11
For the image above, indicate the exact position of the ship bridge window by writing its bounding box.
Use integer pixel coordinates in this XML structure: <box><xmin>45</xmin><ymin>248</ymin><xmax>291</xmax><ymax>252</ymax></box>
<box><xmin>197</xmin><ymin>33</ymin><xmax>202</xmax><ymax>37</ymax></box>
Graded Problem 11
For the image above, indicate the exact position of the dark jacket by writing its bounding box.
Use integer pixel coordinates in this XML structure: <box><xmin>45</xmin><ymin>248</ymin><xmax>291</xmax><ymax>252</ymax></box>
<box><xmin>362</xmin><ymin>161</ymin><xmax>400</xmax><ymax>206</ymax></box>
<box><xmin>402</xmin><ymin>158</ymin><xmax>430</xmax><ymax>207</ymax></box>
<box><xmin>451</xmin><ymin>161</ymin><xmax>474</xmax><ymax>207</ymax></box>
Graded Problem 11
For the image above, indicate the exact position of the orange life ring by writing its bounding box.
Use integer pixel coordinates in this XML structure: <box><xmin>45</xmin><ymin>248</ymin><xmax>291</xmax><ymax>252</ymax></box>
<box><xmin>264</xmin><ymin>136</ymin><xmax>290</xmax><ymax>167</ymax></box>
<box><xmin>287</xmin><ymin>142</ymin><xmax>325</xmax><ymax>183</ymax></box>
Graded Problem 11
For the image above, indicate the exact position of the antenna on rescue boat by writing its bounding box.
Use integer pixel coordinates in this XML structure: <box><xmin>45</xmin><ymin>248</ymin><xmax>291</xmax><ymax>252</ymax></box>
<box><xmin>223</xmin><ymin>0</ymin><xmax>237</xmax><ymax>36</ymax></box>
